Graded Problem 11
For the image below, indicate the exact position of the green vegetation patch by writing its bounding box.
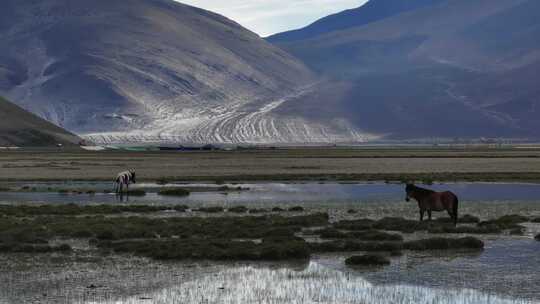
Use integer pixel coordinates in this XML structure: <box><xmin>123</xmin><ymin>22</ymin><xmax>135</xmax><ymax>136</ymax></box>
<box><xmin>126</xmin><ymin>189</ymin><xmax>146</xmax><ymax>196</ymax></box>
<box><xmin>310</xmin><ymin>240</ymin><xmax>402</xmax><ymax>253</ymax></box>
<box><xmin>347</xmin><ymin>230</ymin><xmax>403</xmax><ymax>241</ymax></box>
<box><xmin>0</xmin><ymin>204</ymin><xmax>188</xmax><ymax>216</ymax></box>
<box><xmin>98</xmin><ymin>236</ymin><xmax>310</xmax><ymax>261</ymax></box>
<box><xmin>316</xmin><ymin>228</ymin><xmax>402</xmax><ymax>241</ymax></box>
<box><xmin>333</xmin><ymin>219</ymin><xmax>375</xmax><ymax>231</ymax></box>
<box><xmin>158</xmin><ymin>188</ymin><xmax>190</xmax><ymax>196</ymax></box>
<box><xmin>0</xmin><ymin>243</ymin><xmax>72</xmax><ymax>253</ymax></box>
<box><xmin>196</xmin><ymin>206</ymin><xmax>224</xmax><ymax>213</ymax></box>
<box><xmin>435</xmin><ymin>214</ymin><xmax>480</xmax><ymax>224</ymax></box>
<box><xmin>478</xmin><ymin>214</ymin><xmax>528</xmax><ymax>232</ymax></box>
<box><xmin>311</xmin><ymin>236</ymin><xmax>483</xmax><ymax>253</ymax></box>
<box><xmin>249</xmin><ymin>208</ymin><xmax>268</xmax><ymax>214</ymax></box>
<box><xmin>403</xmin><ymin>237</ymin><xmax>484</xmax><ymax>251</ymax></box>
<box><xmin>228</xmin><ymin>206</ymin><xmax>248</xmax><ymax>213</ymax></box>
<box><xmin>0</xmin><ymin>213</ymin><xmax>329</xmax><ymax>244</ymax></box>
<box><xmin>334</xmin><ymin>214</ymin><xmax>526</xmax><ymax>234</ymax></box>
<box><xmin>345</xmin><ymin>254</ymin><xmax>390</xmax><ymax>266</ymax></box>
<box><xmin>427</xmin><ymin>225</ymin><xmax>501</xmax><ymax>234</ymax></box>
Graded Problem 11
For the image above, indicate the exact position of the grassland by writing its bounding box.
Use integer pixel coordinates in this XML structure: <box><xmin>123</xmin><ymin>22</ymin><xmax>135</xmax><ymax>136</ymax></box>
<box><xmin>1</xmin><ymin>201</ymin><xmax>535</xmax><ymax>261</ymax></box>
<box><xmin>0</xmin><ymin>205</ymin><xmax>500</xmax><ymax>260</ymax></box>
<box><xmin>1</xmin><ymin>147</ymin><xmax>540</xmax><ymax>182</ymax></box>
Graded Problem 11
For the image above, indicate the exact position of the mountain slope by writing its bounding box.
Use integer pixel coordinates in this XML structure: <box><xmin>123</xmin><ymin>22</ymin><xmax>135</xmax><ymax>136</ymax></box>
<box><xmin>0</xmin><ymin>96</ymin><xmax>80</xmax><ymax>146</ymax></box>
<box><xmin>1</xmin><ymin>0</ymin><xmax>376</xmax><ymax>144</ymax></box>
<box><xmin>267</xmin><ymin>0</ymin><xmax>446</xmax><ymax>43</ymax></box>
<box><xmin>269</xmin><ymin>0</ymin><xmax>540</xmax><ymax>140</ymax></box>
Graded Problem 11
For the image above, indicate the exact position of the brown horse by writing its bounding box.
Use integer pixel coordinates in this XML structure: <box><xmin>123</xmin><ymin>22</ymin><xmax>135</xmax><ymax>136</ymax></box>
<box><xmin>405</xmin><ymin>184</ymin><xmax>459</xmax><ymax>225</ymax></box>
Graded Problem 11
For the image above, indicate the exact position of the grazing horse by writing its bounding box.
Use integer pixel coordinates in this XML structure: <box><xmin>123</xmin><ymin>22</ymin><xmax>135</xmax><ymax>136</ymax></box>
<box><xmin>115</xmin><ymin>170</ymin><xmax>136</xmax><ymax>193</ymax></box>
<box><xmin>405</xmin><ymin>184</ymin><xmax>459</xmax><ymax>225</ymax></box>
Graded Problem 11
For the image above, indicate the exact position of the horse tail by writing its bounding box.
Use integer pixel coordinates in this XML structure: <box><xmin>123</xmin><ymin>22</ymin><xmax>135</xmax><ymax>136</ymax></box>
<box><xmin>453</xmin><ymin>195</ymin><xmax>459</xmax><ymax>226</ymax></box>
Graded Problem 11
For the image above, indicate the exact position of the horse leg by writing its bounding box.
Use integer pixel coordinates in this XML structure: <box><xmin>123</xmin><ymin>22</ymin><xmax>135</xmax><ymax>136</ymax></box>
<box><xmin>419</xmin><ymin>210</ymin><xmax>424</xmax><ymax>222</ymax></box>
<box><xmin>428</xmin><ymin>210</ymin><xmax>432</xmax><ymax>221</ymax></box>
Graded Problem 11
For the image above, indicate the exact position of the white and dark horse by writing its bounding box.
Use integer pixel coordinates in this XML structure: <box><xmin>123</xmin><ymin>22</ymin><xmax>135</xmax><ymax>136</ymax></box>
<box><xmin>115</xmin><ymin>170</ymin><xmax>137</xmax><ymax>193</ymax></box>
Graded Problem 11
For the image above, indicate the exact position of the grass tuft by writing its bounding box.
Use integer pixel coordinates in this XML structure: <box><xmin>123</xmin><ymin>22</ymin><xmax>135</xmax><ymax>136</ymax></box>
<box><xmin>228</xmin><ymin>206</ymin><xmax>248</xmax><ymax>213</ymax></box>
<box><xmin>158</xmin><ymin>188</ymin><xmax>190</xmax><ymax>196</ymax></box>
<box><xmin>403</xmin><ymin>237</ymin><xmax>484</xmax><ymax>251</ymax></box>
<box><xmin>345</xmin><ymin>254</ymin><xmax>390</xmax><ymax>266</ymax></box>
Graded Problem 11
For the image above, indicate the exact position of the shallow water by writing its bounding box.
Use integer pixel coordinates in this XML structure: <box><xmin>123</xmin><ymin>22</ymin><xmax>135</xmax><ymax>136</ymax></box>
<box><xmin>114</xmin><ymin>262</ymin><xmax>537</xmax><ymax>304</ymax></box>
<box><xmin>3</xmin><ymin>182</ymin><xmax>540</xmax><ymax>203</ymax></box>
<box><xmin>1</xmin><ymin>182</ymin><xmax>540</xmax><ymax>303</ymax></box>
<box><xmin>2</xmin><ymin>182</ymin><xmax>540</xmax><ymax>220</ymax></box>
<box><xmin>2</xmin><ymin>239</ymin><xmax>539</xmax><ymax>304</ymax></box>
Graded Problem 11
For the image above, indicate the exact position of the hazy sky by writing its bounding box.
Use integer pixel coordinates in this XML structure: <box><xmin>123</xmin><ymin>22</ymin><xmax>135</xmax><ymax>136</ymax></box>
<box><xmin>179</xmin><ymin>0</ymin><xmax>368</xmax><ymax>37</ymax></box>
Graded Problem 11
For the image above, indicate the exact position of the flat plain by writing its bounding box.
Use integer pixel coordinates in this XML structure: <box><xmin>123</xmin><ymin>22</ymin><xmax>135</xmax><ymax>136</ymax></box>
<box><xmin>1</xmin><ymin>147</ymin><xmax>540</xmax><ymax>182</ymax></box>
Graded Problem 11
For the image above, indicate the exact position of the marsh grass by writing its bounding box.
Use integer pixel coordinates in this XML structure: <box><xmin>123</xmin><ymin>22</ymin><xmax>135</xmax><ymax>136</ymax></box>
<box><xmin>197</xmin><ymin>206</ymin><xmax>224</xmax><ymax>213</ymax></box>
<box><xmin>228</xmin><ymin>206</ymin><xmax>248</xmax><ymax>213</ymax></box>
<box><xmin>126</xmin><ymin>189</ymin><xmax>146</xmax><ymax>196</ymax></box>
<box><xmin>334</xmin><ymin>215</ymin><xmax>527</xmax><ymax>235</ymax></box>
<box><xmin>316</xmin><ymin>228</ymin><xmax>403</xmax><ymax>241</ymax></box>
<box><xmin>403</xmin><ymin>237</ymin><xmax>484</xmax><ymax>250</ymax></box>
<box><xmin>157</xmin><ymin>188</ymin><xmax>190</xmax><ymax>196</ymax></box>
<box><xmin>249</xmin><ymin>208</ymin><xmax>269</xmax><ymax>213</ymax></box>
<box><xmin>0</xmin><ymin>204</ymin><xmax>185</xmax><ymax>216</ymax></box>
<box><xmin>310</xmin><ymin>236</ymin><xmax>483</xmax><ymax>253</ymax></box>
<box><xmin>0</xmin><ymin>243</ymin><xmax>72</xmax><ymax>253</ymax></box>
<box><xmin>345</xmin><ymin>254</ymin><xmax>390</xmax><ymax>266</ymax></box>
<box><xmin>101</xmin><ymin>236</ymin><xmax>311</xmax><ymax>261</ymax></box>
<box><xmin>0</xmin><ymin>212</ymin><xmax>329</xmax><ymax>243</ymax></box>
<box><xmin>310</xmin><ymin>240</ymin><xmax>402</xmax><ymax>253</ymax></box>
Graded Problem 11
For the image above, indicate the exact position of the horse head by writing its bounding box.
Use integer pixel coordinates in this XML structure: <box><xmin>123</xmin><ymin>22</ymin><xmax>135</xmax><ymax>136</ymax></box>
<box><xmin>405</xmin><ymin>183</ymin><xmax>415</xmax><ymax>202</ymax></box>
<box><xmin>130</xmin><ymin>170</ymin><xmax>137</xmax><ymax>183</ymax></box>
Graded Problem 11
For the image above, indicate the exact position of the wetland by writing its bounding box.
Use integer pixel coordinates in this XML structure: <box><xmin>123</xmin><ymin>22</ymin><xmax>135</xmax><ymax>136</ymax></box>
<box><xmin>1</xmin><ymin>148</ymin><xmax>540</xmax><ymax>303</ymax></box>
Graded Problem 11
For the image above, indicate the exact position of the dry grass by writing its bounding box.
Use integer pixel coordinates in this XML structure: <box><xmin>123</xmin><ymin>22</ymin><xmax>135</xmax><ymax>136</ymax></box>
<box><xmin>0</xmin><ymin>148</ymin><xmax>540</xmax><ymax>182</ymax></box>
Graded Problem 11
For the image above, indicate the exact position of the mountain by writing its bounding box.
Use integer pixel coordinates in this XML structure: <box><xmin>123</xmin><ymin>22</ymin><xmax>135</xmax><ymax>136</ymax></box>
<box><xmin>267</xmin><ymin>0</ymin><xmax>446</xmax><ymax>43</ymax></box>
<box><xmin>2</xmin><ymin>0</ymin><xmax>375</xmax><ymax>144</ymax></box>
<box><xmin>0</xmin><ymin>96</ymin><xmax>80</xmax><ymax>146</ymax></box>
<box><xmin>269</xmin><ymin>0</ymin><xmax>540</xmax><ymax>140</ymax></box>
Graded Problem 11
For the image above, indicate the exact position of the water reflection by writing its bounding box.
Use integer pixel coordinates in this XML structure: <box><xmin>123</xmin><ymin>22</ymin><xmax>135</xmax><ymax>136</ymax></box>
<box><xmin>1</xmin><ymin>241</ymin><xmax>539</xmax><ymax>304</ymax></box>
<box><xmin>2</xmin><ymin>182</ymin><xmax>540</xmax><ymax>205</ymax></box>
<box><xmin>100</xmin><ymin>262</ymin><xmax>535</xmax><ymax>304</ymax></box>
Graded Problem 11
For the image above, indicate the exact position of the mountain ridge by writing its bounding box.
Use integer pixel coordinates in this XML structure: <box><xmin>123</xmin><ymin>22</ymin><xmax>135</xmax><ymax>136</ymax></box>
<box><xmin>2</xmin><ymin>0</ymin><xmax>376</xmax><ymax>144</ymax></box>
<box><xmin>267</xmin><ymin>0</ymin><xmax>446</xmax><ymax>44</ymax></box>
<box><xmin>268</xmin><ymin>0</ymin><xmax>540</xmax><ymax>140</ymax></box>
<box><xmin>0</xmin><ymin>96</ymin><xmax>80</xmax><ymax>147</ymax></box>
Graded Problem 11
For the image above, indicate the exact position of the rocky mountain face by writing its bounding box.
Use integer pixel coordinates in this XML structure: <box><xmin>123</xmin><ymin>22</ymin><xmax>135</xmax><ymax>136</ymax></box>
<box><xmin>1</xmin><ymin>0</ymin><xmax>375</xmax><ymax>144</ymax></box>
<box><xmin>3</xmin><ymin>0</ymin><xmax>538</xmax><ymax>143</ymax></box>
<box><xmin>0</xmin><ymin>96</ymin><xmax>79</xmax><ymax>146</ymax></box>
<box><xmin>269</xmin><ymin>0</ymin><xmax>540</xmax><ymax>140</ymax></box>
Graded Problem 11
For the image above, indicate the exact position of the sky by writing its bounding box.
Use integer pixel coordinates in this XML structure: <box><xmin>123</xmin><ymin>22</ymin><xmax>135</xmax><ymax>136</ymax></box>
<box><xmin>178</xmin><ymin>0</ymin><xmax>368</xmax><ymax>37</ymax></box>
